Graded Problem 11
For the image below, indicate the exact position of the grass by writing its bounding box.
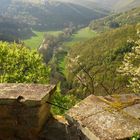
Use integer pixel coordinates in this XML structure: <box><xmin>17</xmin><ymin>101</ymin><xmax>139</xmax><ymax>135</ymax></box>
<box><xmin>24</xmin><ymin>30</ymin><xmax>62</xmax><ymax>49</ymax></box>
<box><xmin>58</xmin><ymin>27</ymin><xmax>97</xmax><ymax>75</ymax></box>
<box><xmin>24</xmin><ymin>31</ymin><xmax>45</xmax><ymax>49</ymax></box>
<box><xmin>63</xmin><ymin>27</ymin><xmax>97</xmax><ymax>47</ymax></box>
<box><xmin>47</xmin><ymin>30</ymin><xmax>62</xmax><ymax>37</ymax></box>
<box><xmin>57</xmin><ymin>51</ymin><xmax>67</xmax><ymax>75</ymax></box>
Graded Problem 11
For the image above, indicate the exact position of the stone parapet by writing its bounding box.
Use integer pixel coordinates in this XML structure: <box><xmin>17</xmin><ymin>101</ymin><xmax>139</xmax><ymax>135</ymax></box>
<box><xmin>66</xmin><ymin>94</ymin><xmax>140</xmax><ymax>140</ymax></box>
<box><xmin>0</xmin><ymin>83</ymin><xmax>56</xmax><ymax>140</ymax></box>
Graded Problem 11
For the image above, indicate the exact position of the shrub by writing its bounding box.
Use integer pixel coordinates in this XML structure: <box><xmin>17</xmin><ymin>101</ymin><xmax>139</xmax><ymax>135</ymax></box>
<box><xmin>51</xmin><ymin>83</ymin><xmax>78</xmax><ymax>115</ymax></box>
<box><xmin>118</xmin><ymin>29</ymin><xmax>140</xmax><ymax>93</ymax></box>
<box><xmin>0</xmin><ymin>41</ymin><xmax>50</xmax><ymax>83</ymax></box>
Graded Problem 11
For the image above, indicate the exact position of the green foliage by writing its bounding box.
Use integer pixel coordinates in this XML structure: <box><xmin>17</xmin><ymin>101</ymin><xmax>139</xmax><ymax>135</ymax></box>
<box><xmin>24</xmin><ymin>31</ymin><xmax>45</xmax><ymax>49</ymax></box>
<box><xmin>89</xmin><ymin>7</ymin><xmax>140</xmax><ymax>32</ymax></box>
<box><xmin>109</xmin><ymin>21</ymin><xmax>120</xmax><ymax>29</ymax></box>
<box><xmin>0</xmin><ymin>41</ymin><xmax>50</xmax><ymax>83</ymax></box>
<box><xmin>63</xmin><ymin>27</ymin><xmax>97</xmax><ymax>47</ymax></box>
<box><xmin>67</xmin><ymin>25</ymin><xmax>138</xmax><ymax>96</ymax></box>
<box><xmin>118</xmin><ymin>29</ymin><xmax>140</xmax><ymax>93</ymax></box>
<box><xmin>106</xmin><ymin>41</ymin><xmax>135</xmax><ymax>62</ymax></box>
<box><xmin>51</xmin><ymin>83</ymin><xmax>78</xmax><ymax>115</ymax></box>
<box><xmin>54</xmin><ymin>50</ymin><xmax>67</xmax><ymax>75</ymax></box>
<box><xmin>130</xmin><ymin>133</ymin><xmax>140</xmax><ymax>140</ymax></box>
<box><xmin>0</xmin><ymin>15</ymin><xmax>33</xmax><ymax>42</ymax></box>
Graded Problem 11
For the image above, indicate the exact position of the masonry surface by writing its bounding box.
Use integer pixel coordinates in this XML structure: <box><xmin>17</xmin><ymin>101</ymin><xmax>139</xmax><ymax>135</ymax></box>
<box><xmin>1</xmin><ymin>84</ymin><xmax>140</xmax><ymax>140</ymax></box>
<box><xmin>66</xmin><ymin>94</ymin><xmax>140</xmax><ymax>140</ymax></box>
<box><xmin>0</xmin><ymin>83</ymin><xmax>56</xmax><ymax>140</ymax></box>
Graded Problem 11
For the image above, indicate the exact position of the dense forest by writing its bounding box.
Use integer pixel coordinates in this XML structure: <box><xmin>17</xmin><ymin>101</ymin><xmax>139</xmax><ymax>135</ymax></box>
<box><xmin>0</xmin><ymin>16</ymin><xmax>34</xmax><ymax>42</ymax></box>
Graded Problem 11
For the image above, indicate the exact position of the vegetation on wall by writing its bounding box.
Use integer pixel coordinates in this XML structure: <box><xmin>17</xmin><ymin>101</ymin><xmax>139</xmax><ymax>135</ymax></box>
<box><xmin>131</xmin><ymin>133</ymin><xmax>140</xmax><ymax>140</ymax></box>
<box><xmin>51</xmin><ymin>83</ymin><xmax>78</xmax><ymax>115</ymax></box>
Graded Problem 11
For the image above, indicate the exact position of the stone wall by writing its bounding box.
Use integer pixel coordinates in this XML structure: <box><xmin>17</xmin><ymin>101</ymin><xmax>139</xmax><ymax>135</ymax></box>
<box><xmin>66</xmin><ymin>94</ymin><xmax>140</xmax><ymax>140</ymax></box>
<box><xmin>0</xmin><ymin>84</ymin><xmax>56</xmax><ymax>140</ymax></box>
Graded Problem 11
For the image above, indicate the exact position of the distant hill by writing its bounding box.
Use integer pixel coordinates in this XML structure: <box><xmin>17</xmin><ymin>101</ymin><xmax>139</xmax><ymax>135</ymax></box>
<box><xmin>112</xmin><ymin>0</ymin><xmax>140</xmax><ymax>12</ymax></box>
<box><xmin>84</xmin><ymin>0</ymin><xmax>140</xmax><ymax>12</ymax></box>
<box><xmin>0</xmin><ymin>0</ymin><xmax>109</xmax><ymax>31</ymax></box>
<box><xmin>52</xmin><ymin>0</ymin><xmax>108</xmax><ymax>12</ymax></box>
<box><xmin>56</xmin><ymin>0</ymin><xmax>140</xmax><ymax>12</ymax></box>
<box><xmin>0</xmin><ymin>15</ymin><xmax>33</xmax><ymax>42</ymax></box>
<box><xmin>89</xmin><ymin>7</ymin><xmax>140</xmax><ymax>32</ymax></box>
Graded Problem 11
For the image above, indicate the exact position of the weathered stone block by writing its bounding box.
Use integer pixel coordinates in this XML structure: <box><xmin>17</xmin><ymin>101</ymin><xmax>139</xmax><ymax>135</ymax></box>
<box><xmin>0</xmin><ymin>83</ymin><xmax>56</xmax><ymax>140</ymax></box>
<box><xmin>66</xmin><ymin>94</ymin><xmax>140</xmax><ymax>140</ymax></box>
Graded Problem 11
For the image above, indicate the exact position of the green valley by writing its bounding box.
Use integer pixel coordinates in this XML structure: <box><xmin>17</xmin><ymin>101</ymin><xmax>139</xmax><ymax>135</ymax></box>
<box><xmin>61</xmin><ymin>27</ymin><xmax>97</xmax><ymax>74</ymax></box>
<box><xmin>24</xmin><ymin>30</ymin><xmax>62</xmax><ymax>49</ymax></box>
<box><xmin>1</xmin><ymin>0</ymin><xmax>140</xmax><ymax>139</ymax></box>
<box><xmin>63</xmin><ymin>27</ymin><xmax>97</xmax><ymax>47</ymax></box>
<box><xmin>1</xmin><ymin>0</ymin><xmax>140</xmax><ymax>119</ymax></box>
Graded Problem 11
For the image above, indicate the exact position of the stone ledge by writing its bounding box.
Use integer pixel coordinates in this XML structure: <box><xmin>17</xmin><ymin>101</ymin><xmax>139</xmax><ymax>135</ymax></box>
<box><xmin>66</xmin><ymin>94</ymin><xmax>140</xmax><ymax>140</ymax></box>
<box><xmin>0</xmin><ymin>83</ymin><xmax>56</xmax><ymax>140</ymax></box>
<box><xmin>0</xmin><ymin>83</ymin><xmax>56</xmax><ymax>101</ymax></box>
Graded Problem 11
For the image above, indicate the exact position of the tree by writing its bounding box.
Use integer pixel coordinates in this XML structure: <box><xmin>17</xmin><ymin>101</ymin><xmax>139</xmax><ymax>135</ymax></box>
<box><xmin>0</xmin><ymin>42</ymin><xmax>50</xmax><ymax>83</ymax></box>
<box><xmin>118</xmin><ymin>30</ymin><xmax>140</xmax><ymax>93</ymax></box>
<box><xmin>109</xmin><ymin>21</ymin><xmax>120</xmax><ymax>29</ymax></box>
<box><xmin>67</xmin><ymin>55</ymin><xmax>103</xmax><ymax>96</ymax></box>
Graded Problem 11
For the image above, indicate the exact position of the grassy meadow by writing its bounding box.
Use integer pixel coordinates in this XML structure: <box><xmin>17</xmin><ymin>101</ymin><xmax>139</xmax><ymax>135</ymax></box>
<box><xmin>24</xmin><ymin>30</ymin><xmax>62</xmax><ymax>49</ymax></box>
<box><xmin>24</xmin><ymin>31</ymin><xmax>45</xmax><ymax>49</ymax></box>
<box><xmin>63</xmin><ymin>27</ymin><xmax>97</xmax><ymax>47</ymax></box>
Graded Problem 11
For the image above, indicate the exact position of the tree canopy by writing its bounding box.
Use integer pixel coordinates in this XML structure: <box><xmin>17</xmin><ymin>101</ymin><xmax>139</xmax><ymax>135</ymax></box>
<box><xmin>0</xmin><ymin>42</ymin><xmax>50</xmax><ymax>83</ymax></box>
<box><xmin>119</xmin><ymin>29</ymin><xmax>140</xmax><ymax>93</ymax></box>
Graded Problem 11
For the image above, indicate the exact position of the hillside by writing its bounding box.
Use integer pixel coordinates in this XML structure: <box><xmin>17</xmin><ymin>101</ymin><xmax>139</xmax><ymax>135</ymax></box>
<box><xmin>67</xmin><ymin>25</ymin><xmax>138</xmax><ymax>97</ymax></box>
<box><xmin>1</xmin><ymin>0</ymin><xmax>140</xmax><ymax>42</ymax></box>
<box><xmin>89</xmin><ymin>7</ymin><xmax>140</xmax><ymax>32</ymax></box>
<box><xmin>54</xmin><ymin>0</ymin><xmax>140</xmax><ymax>12</ymax></box>
<box><xmin>0</xmin><ymin>15</ymin><xmax>33</xmax><ymax>42</ymax></box>
<box><xmin>86</xmin><ymin>0</ymin><xmax>140</xmax><ymax>12</ymax></box>
<box><xmin>113</xmin><ymin>0</ymin><xmax>140</xmax><ymax>12</ymax></box>
<box><xmin>53</xmin><ymin>0</ymin><xmax>108</xmax><ymax>13</ymax></box>
<box><xmin>0</xmin><ymin>0</ymin><xmax>109</xmax><ymax>31</ymax></box>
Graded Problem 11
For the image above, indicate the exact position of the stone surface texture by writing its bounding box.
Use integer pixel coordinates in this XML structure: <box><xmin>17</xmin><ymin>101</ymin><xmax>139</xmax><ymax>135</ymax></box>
<box><xmin>0</xmin><ymin>83</ymin><xmax>56</xmax><ymax>140</ymax></box>
<box><xmin>66</xmin><ymin>94</ymin><xmax>140</xmax><ymax>140</ymax></box>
